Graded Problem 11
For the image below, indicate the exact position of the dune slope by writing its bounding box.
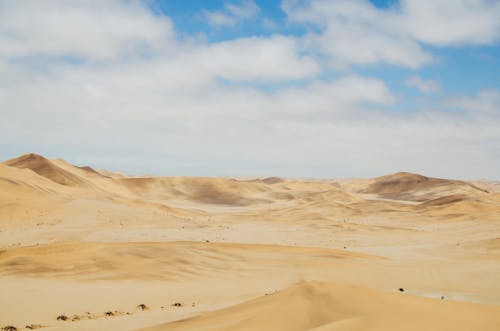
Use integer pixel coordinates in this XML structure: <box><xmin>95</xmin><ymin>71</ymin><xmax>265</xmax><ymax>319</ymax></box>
<box><xmin>3</xmin><ymin>153</ymin><xmax>87</xmax><ymax>186</ymax></box>
<box><xmin>143</xmin><ymin>281</ymin><xmax>500</xmax><ymax>331</ymax></box>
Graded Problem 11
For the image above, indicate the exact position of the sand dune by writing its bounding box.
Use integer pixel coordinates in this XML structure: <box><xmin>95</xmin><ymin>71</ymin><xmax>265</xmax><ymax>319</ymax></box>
<box><xmin>0</xmin><ymin>163</ymin><xmax>62</xmax><ymax>196</ymax></box>
<box><xmin>143</xmin><ymin>281</ymin><xmax>500</xmax><ymax>331</ymax></box>
<box><xmin>418</xmin><ymin>193</ymin><xmax>469</xmax><ymax>206</ymax></box>
<box><xmin>3</xmin><ymin>153</ymin><xmax>88</xmax><ymax>187</ymax></box>
<box><xmin>117</xmin><ymin>177</ymin><xmax>274</xmax><ymax>206</ymax></box>
<box><xmin>361</xmin><ymin>172</ymin><xmax>488</xmax><ymax>202</ymax></box>
<box><xmin>0</xmin><ymin>241</ymin><xmax>375</xmax><ymax>282</ymax></box>
<box><xmin>51</xmin><ymin>158</ymin><xmax>107</xmax><ymax>181</ymax></box>
<box><xmin>0</xmin><ymin>153</ymin><xmax>499</xmax><ymax>331</ymax></box>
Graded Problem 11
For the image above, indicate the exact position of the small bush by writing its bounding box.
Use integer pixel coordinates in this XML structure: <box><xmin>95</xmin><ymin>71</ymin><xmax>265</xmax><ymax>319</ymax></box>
<box><xmin>137</xmin><ymin>304</ymin><xmax>148</xmax><ymax>310</ymax></box>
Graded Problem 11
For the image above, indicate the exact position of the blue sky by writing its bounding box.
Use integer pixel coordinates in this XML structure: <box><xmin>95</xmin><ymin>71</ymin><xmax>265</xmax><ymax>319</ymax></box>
<box><xmin>155</xmin><ymin>0</ymin><xmax>500</xmax><ymax>98</ymax></box>
<box><xmin>0</xmin><ymin>0</ymin><xmax>499</xmax><ymax>179</ymax></box>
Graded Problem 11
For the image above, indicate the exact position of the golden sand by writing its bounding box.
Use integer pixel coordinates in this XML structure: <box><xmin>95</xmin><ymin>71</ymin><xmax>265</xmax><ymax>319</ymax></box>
<box><xmin>1</xmin><ymin>153</ymin><xmax>499</xmax><ymax>330</ymax></box>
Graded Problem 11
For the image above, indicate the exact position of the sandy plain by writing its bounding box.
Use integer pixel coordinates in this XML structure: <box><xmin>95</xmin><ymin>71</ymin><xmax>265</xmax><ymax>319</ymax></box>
<box><xmin>0</xmin><ymin>153</ymin><xmax>500</xmax><ymax>330</ymax></box>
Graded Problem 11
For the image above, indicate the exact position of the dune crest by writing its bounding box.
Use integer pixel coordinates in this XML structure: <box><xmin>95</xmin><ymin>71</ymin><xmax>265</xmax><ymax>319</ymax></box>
<box><xmin>3</xmin><ymin>153</ymin><xmax>86</xmax><ymax>187</ymax></box>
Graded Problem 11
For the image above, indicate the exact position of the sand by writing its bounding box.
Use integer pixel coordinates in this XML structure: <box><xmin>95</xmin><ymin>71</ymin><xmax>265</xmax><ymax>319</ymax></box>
<box><xmin>0</xmin><ymin>153</ymin><xmax>499</xmax><ymax>330</ymax></box>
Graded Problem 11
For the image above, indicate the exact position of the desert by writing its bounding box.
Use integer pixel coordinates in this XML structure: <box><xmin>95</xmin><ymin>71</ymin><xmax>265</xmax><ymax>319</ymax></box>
<box><xmin>2</xmin><ymin>1</ymin><xmax>500</xmax><ymax>330</ymax></box>
<box><xmin>0</xmin><ymin>153</ymin><xmax>499</xmax><ymax>330</ymax></box>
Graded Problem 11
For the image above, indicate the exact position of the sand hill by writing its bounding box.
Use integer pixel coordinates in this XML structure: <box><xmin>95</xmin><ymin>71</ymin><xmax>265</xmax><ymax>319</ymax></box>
<box><xmin>3</xmin><ymin>153</ymin><xmax>88</xmax><ymax>187</ymax></box>
<box><xmin>0</xmin><ymin>153</ymin><xmax>499</xmax><ymax>331</ymax></box>
<box><xmin>361</xmin><ymin>172</ymin><xmax>488</xmax><ymax>202</ymax></box>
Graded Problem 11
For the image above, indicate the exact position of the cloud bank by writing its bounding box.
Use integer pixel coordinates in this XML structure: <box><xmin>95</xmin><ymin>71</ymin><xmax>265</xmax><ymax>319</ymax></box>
<box><xmin>0</xmin><ymin>0</ymin><xmax>499</xmax><ymax>179</ymax></box>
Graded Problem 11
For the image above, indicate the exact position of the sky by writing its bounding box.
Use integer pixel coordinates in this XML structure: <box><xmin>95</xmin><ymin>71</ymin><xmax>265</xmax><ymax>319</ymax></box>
<box><xmin>0</xmin><ymin>0</ymin><xmax>499</xmax><ymax>179</ymax></box>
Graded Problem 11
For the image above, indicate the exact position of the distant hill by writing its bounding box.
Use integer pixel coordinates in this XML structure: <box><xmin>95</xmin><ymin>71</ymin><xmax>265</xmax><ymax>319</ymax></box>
<box><xmin>362</xmin><ymin>172</ymin><xmax>488</xmax><ymax>202</ymax></box>
<box><xmin>3</xmin><ymin>153</ymin><xmax>86</xmax><ymax>186</ymax></box>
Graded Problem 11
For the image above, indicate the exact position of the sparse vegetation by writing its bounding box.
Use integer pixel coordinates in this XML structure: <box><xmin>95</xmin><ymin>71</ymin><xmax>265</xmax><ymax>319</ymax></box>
<box><xmin>137</xmin><ymin>304</ymin><xmax>148</xmax><ymax>310</ymax></box>
<box><xmin>56</xmin><ymin>315</ymin><xmax>68</xmax><ymax>321</ymax></box>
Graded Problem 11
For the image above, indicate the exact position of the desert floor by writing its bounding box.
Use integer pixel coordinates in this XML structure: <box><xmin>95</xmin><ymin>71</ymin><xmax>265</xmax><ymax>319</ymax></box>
<box><xmin>1</xmin><ymin>153</ymin><xmax>500</xmax><ymax>331</ymax></box>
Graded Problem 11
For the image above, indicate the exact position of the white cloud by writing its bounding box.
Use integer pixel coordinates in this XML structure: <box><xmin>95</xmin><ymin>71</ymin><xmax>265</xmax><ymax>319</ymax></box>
<box><xmin>4</xmin><ymin>45</ymin><xmax>499</xmax><ymax>179</ymax></box>
<box><xmin>399</xmin><ymin>0</ymin><xmax>500</xmax><ymax>46</ymax></box>
<box><xmin>0</xmin><ymin>62</ymin><xmax>400</xmax><ymax>175</ymax></box>
<box><xmin>193</xmin><ymin>35</ymin><xmax>319</xmax><ymax>82</ymax></box>
<box><xmin>0</xmin><ymin>0</ymin><xmax>317</xmax><ymax>84</ymax></box>
<box><xmin>283</xmin><ymin>0</ymin><xmax>500</xmax><ymax>68</ymax></box>
<box><xmin>226</xmin><ymin>0</ymin><xmax>260</xmax><ymax>19</ymax></box>
<box><xmin>270</xmin><ymin>76</ymin><xmax>395</xmax><ymax>117</ymax></box>
<box><xmin>0</xmin><ymin>0</ymin><xmax>175</xmax><ymax>60</ymax></box>
<box><xmin>405</xmin><ymin>76</ymin><xmax>440</xmax><ymax>93</ymax></box>
<box><xmin>283</xmin><ymin>0</ymin><xmax>433</xmax><ymax>68</ymax></box>
<box><xmin>446</xmin><ymin>89</ymin><xmax>500</xmax><ymax>113</ymax></box>
<box><xmin>205</xmin><ymin>11</ymin><xmax>236</xmax><ymax>27</ymax></box>
<box><xmin>305</xmin><ymin>22</ymin><xmax>432</xmax><ymax>68</ymax></box>
<box><xmin>205</xmin><ymin>0</ymin><xmax>260</xmax><ymax>26</ymax></box>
